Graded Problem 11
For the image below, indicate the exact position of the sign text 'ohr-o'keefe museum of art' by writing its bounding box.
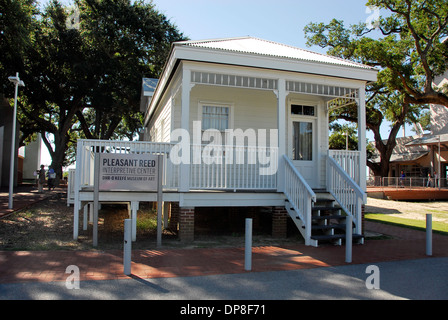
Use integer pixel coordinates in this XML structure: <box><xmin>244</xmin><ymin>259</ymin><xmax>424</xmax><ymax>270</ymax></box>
<box><xmin>99</xmin><ymin>153</ymin><xmax>160</xmax><ymax>191</ymax></box>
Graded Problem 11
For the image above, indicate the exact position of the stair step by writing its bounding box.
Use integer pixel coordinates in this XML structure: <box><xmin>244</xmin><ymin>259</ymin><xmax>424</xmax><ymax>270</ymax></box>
<box><xmin>312</xmin><ymin>214</ymin><xmax>346</xmax><ymax>221</ymax></box>
<box><xmin>311</xmin><ymin>234</ymin><xmax>364</xmax><ymax>241</ymax></box>
<box><xmin>313</xmin><ymin>191</ymin><xmax>334</xmax><ymax>199</ymax></box>
<box><xmin>312</xmin><ymin>224</ymin><xmax>345</xmax><ymax>230</ymax></box>
<box><xmin>312</xmin><ymin>206</ymin><xmax>341</xmax><ymax>212</ymax></box>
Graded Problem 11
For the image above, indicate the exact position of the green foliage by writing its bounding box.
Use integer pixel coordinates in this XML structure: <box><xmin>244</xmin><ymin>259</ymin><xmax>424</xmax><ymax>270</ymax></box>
<box><xmin>305</xmin><ymin>0</ymin><xmax>448</xmax><ymax>176</ymax></box>
<box><xmin>0</xmin><ymin>0</ymin><xmax>36</xmax><ymax>95</ymax></box>
<box><xmin>306</xmin><ymin>0</ymin><xmax>448</xmax><ymax>106</ymax></box>
<box><xmin>328</xmin><ymin>123</ymin><xmax>358</xmax><ymax>151</ymax></box>
<box><xmin>1</xmin><ymin>0</ymin><xmax>187</xmax><ymax>173</ymax></box>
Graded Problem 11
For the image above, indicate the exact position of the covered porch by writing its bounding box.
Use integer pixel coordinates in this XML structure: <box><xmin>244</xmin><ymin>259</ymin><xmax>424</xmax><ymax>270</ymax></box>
<box><xmin>70</xmin><ymin>137</ymin><xmax>365</xmax><ymax>247</ymax></box>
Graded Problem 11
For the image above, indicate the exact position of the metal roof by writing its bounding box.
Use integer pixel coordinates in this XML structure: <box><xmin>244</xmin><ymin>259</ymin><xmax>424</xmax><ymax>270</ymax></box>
<box><xmin>370</xmin><ymin>151</ymin><xmax>429</xmax><ymax>164</ymax></box>
<box><xmin>176</xmin><ymin>37</ymin><xmax>376</xmax><ymax>71</ymax></box>
<box><xmin>405</xmin><ymin>133</ymin><xmax>448</xmax><ymax>147</ymax></box>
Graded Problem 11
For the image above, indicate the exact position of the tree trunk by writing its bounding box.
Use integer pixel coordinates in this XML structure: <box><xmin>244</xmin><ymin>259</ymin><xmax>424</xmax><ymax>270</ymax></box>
<box><xmin>366</xmin><ymin>105</ymin><xmax>407</xmax><ymax>179</ymax></box>
<box><xmin>41</xmin><ymin>129</ymin><xmax>71</xmax><ymax>187</ymax></box>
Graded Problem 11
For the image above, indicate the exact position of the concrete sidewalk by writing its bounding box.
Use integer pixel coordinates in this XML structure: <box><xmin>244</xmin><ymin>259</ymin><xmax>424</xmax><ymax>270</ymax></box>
<box><xmin>1</xmin><ymin>221</ymin><xmax>447</xmax><ymax>284</ymax></box>
<box><xmin>2</xmin><ymin>258</ymin><xmax>447</xmax><ymax>300</ymax></box>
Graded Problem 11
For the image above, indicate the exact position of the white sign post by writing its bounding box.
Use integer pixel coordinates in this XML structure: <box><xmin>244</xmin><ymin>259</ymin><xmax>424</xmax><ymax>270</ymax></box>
<box><xmin>91</xmin><ymin>153</ymin><xmax>164</xmax><ymax>248</ymax></box>
<box><xmin>157</xmin><ymin>155</ymin><xmax>164</xmax><ymax>247</ymax></box>
<box><xmin>93</xmin><ymin>152</ymin><xmax>100</xmax><ymax>247</ymax></box>
<box><xmin>124</xmin><ymin>219</ymin><xmax>132</xmax><ymax>275</ymax></box>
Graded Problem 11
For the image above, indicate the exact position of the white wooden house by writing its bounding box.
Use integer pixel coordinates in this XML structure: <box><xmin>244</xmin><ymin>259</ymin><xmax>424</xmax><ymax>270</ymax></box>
<box><xmin>72</xmin><ymin>37</ymin><xmax>377</xmax><ymax>247</ymax></box>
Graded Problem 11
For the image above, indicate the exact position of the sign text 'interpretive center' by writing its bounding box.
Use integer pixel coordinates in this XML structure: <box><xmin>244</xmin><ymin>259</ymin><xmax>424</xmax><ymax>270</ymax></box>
<box><xmin>99</xmin><ymin>153</ymin><xmax>160</xmax><ymax>191</ymax></box>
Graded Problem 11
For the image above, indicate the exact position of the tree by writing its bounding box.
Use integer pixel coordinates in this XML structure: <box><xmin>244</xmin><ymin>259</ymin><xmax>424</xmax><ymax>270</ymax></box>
<box><xmin>366</xmin><ymin>0</ymin><xmax>448</xmax><ymax>106</ymax></box>
<box><xmin>11</xmin><ymin>0</ymin><xmax>186</xmax><ymax>181</ymax></box>
<box><xmin>0</xmin><ymin>0</ymin><xmax>36</xmax><ymax>95</ymax></box>
<box><xmin>329</xmin><ymin>123</ymin><xmax>359</xmax><ymax>151</ymax></box>
<box><xmin>18</xmin><ymin>0</ymin><xmax>92</xmax><ymax>179</ymax></box>
<box><xmin>304</xmin><ymin>0</ymin><xmax>448</xmax><ymax>177</ymax></box>
<box><xmin>305</xmin><ymin>1</ymin><xmax>448</xmax><ymax>106</ymax></box>
<box><xmin>73</xmin><ymin>0</ymin><xmax>185</xmax><ymax>141</ymax></box>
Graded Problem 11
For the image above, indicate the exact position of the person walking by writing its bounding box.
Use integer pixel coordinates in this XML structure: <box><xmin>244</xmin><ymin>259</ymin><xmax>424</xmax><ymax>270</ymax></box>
<box><xmin>426</xmin><ymin>173</ymin><xmax>433</xmax><ymax>188</ymax></box>
<box><xmin>400</xmin><ymin>171</ymin><xmax>405</xmax><ymax>187</ymax></box>
<box><xmin>37</xmin><ymin>165</ymin><xmax>46</xmax><ymax>193</ymax></box>
<box><xmin>47</xmin><ymin>168</ymin><xmax>55</xmax><ymax>191</ymax></box>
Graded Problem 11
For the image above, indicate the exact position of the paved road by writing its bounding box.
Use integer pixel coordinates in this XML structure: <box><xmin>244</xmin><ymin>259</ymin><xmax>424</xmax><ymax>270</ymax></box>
<box><xmin>1</xmin><ymin>257</ymin><xmax>447</xmax><ymax>301</ymax></box>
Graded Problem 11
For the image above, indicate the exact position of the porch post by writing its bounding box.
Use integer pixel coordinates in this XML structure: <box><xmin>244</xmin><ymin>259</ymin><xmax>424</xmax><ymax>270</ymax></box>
<box><xmin>277</xmin><ymin>78</ymin><xmax>286</xmax><ymax>192</ymax></box>
<box><xmin>357</xmin><ymin>85</ymin><xmax>367</xmax><ymax>192</ymax></box>
<box><xmin>73</xmin><ymin>140</ymin><xmax>83</xmax><ymax>240</ymax></box>
<box><xmin>179</xmin><ymin>68</ymin><xmax>191</xmax><ymax>192</ymax></box>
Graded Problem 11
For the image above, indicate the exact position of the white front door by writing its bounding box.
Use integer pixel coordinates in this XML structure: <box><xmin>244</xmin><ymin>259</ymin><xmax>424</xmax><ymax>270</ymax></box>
<box><xmin>288</xmin><ymin>104</ymin><xmax>318</xmax><ymax>188</ymax></box>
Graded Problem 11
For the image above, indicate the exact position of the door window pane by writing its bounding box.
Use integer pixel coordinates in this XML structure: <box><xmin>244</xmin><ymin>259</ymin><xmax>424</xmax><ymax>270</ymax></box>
<box><xmin>293</xmin><ymin>122</ymin><xmax>313</xmax><ymax>161</ymax></box>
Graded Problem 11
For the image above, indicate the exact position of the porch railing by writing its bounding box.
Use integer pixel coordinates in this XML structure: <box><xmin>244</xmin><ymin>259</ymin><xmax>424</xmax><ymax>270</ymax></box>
<box><xmin>75</xmin><ymin>140</ymin><xmax>179</xmax><ymax>191</ymax></box>
<box><xmin>190</xmin><ymin>144</ymin><xmax>278</xmax><ymax>190</ymax></box>
<box><xmin>328</xmin><ymin>150</ymin><xmax>360</xmax><ymax>185</ymax></box>
<box><xmin>327</xmin><ymin>154</ymin><xmax>366</xmax><ymax>235</ymax></box>
<box><xmin>74</xmin><ymin>139</ymin><xmax>278</xmax><ymax>193</ymax></box>
<box><xmin>283</xmin><ymin>155</ymin><xmax>316</xmax><ymax>246</ymax></box>
<box><xmin>368</xmin><ymin>176</ymin><xmax>448</xmax><ymax>189</ymax></box>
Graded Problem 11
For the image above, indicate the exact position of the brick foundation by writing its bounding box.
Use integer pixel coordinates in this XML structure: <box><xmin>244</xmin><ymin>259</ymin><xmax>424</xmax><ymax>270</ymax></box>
<box><xmin>179</xmin><ymin>207</ymin><xmax>195</xmax><ymax>242</ymax></box>
<box><xmin>272</xmin><ymin>206</ymin><xmax>288</xmax><ymax>238</ymax></box>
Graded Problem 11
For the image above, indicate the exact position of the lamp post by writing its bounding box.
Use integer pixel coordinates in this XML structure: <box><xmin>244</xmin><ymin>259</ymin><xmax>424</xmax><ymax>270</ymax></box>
<box><xmin>7</xmin><ymin>73</ymin><xmax>25</xmax><ymax>209</ymax></box>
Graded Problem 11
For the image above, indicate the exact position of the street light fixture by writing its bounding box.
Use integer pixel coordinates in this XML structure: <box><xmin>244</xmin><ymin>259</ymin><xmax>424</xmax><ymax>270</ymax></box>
<box><xmin>7</xmin><ymin>73</ymin><xmax>25</xmax><ymax>209</ymax></box>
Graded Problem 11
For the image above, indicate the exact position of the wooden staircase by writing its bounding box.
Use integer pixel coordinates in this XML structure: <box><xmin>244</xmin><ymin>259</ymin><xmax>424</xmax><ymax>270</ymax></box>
<box><xmin>309</xmin><ymin>191</ymin><xmax>364</xmax><ymax>246</ymax></box>
<box><xmin>285</xmin><ymin>190</ymin><xmax>364</xmax><ymax>247</ymax></box>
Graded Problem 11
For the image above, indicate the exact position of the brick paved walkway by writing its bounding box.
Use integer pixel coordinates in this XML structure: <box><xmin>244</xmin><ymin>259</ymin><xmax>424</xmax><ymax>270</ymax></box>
<box><xmin>1</xmin><ymin>220</ymin><xmax>447</xmax><ymax>284</ymax></box>
<box><xmin>1</xmin><ymin>188</ymin><xmax>447</xmax><ymax>284</ymax></box>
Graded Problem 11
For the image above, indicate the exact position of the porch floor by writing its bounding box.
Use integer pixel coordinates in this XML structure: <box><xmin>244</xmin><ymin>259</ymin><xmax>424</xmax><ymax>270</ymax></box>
<box><xmin>76</xmin><ymin>188</ymin><xmax>286</xmax><ymax>208</ymax></box>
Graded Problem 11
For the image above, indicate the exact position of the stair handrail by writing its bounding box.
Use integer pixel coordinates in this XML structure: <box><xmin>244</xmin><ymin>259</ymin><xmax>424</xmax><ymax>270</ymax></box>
<box><xmin>327</xmin><ymin>155</ymin><xmax>366</xmax><ymax>234</ymax></box>
<box><xmin>283</xmin><ymin>155</ymin><xmax>316</xmax><ymax>243</ymax></box>
<box><xmin>327</xmin><ymin>156</ymin><xmax>366</xmax><ymax>202</ymax></box>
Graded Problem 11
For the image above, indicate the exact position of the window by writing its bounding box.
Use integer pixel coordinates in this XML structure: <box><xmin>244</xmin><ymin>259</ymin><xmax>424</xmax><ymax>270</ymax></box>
<box><xmin>291</xmin><ymin>104</ymin><xmax>315</xmax><ymax>116</ymax></box>
<box><xmin>293</xmin><ymin>121</ymin><xmax>313</xmax><ymax>161</ymax></box>
<box><xmin>202</xmin><ymin>105</ymin><xmax>229</xmax><ymax>131</ymax></box>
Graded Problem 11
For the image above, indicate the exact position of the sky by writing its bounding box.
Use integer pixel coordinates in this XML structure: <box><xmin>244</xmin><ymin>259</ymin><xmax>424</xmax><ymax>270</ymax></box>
<box><xmin>39</xmin><ymin>0</ymin><xmax>380</xmax><ymax>51</ymax></box>
<box><xmin>147</xmin><ymin>0</ymin><xmax>414</xmax><ymax>139</ymax></box>
<box><xmin>36</xmin><ymin>0</ymin><xmax>404</xmax><ymax>165</ymax></box>
<box><xmin>150</xmin><ymin>0</ymin><xmax>373</xmax><ymax>51</ymax></box>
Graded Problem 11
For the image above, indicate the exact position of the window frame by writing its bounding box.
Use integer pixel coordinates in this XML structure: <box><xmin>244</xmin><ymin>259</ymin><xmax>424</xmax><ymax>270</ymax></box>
<box><xmin>198</xmin><ymin>101</ymin><xmax>234</xmax><ymax>132</ymax></box>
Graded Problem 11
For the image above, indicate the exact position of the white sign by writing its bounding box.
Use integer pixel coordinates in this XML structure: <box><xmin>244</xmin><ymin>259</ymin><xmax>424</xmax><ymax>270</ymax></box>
<box><xmin>99</xmin><ymin>153</ymin><xmax>160</xmax><ymax>191</ymax></box>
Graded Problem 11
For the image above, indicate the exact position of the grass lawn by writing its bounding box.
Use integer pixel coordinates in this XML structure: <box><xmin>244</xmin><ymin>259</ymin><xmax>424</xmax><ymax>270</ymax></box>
<box><xmin>365</xmin><ymin>213</ymin><xmax>448</xmax><ymax>235</ymax></box>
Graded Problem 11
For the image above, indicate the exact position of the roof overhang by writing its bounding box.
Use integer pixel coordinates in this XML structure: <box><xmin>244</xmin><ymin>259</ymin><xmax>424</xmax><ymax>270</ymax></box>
<box><xmin>173</xmin><ymin>44</ymin><xmax>378</xmax><ymax>83</ymax></box>
<box><xmin>143</xmin><ymin>38</ymin><xmax>378</xmax><ymax>126</ymax></box>
<box><xmin>370</xmin><ymin>152</ymin><xmax>429</xmax><ymax>164</ymax></box>
<box><xmin>405</xmin><ymin>133</ymin><xmax>448</xmax><ymax>147</ymax></box>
